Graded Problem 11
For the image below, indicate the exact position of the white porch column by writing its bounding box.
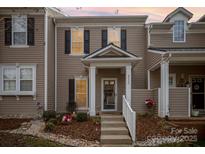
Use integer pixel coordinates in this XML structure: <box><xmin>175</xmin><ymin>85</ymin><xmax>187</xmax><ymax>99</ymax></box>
<box><xmin>89</xmin><ymin>66</ymin><xmax>96</xmax><ymax>116</ymax></box>
<box><xmin>147</xmin><ymin>70</ymin><xmax>151</xmax><ymax>90</ymax></box>
<box><xmin>160</xmin><ymin>61</ymin><xmax>169</xmax><ymax>117</ymax></box>
<box><xmin>125</xmin><ymin>65</ymin><xmax>132</xmax><ymax>103</ymax></box>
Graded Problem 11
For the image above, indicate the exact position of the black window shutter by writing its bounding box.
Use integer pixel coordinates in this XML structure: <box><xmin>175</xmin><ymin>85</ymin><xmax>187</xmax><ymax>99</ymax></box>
<box><xmin>4</xmin><ymin>18</ymin><xmax>12</xmax><ymax>46</ymax></box>
<box><xmin>121</xmin><ymin>29</ymin><xmax>127</xmax><ymax>50</ymax></box>
<box><xmin>102</xmin><ymin>29</ymin><xmax>107</xmax><ymax>48</ymax></box>
<box><xmin>27</xmin><ymin>18</ymin><xmax>35</xmax><ymax>46</ymax></box>
<box><xmin>65</xmin><ymin>30</ymin><xmax>71</xmax><ymax>54</ymax></box>
<box><xmin>69</xmin><ymin>79</ymin><xmax>75</xmax><ymax>102</ymax></box>
<box><xmin>84</xmin><ymin>30</ymin><xmax>90</xmax><ymax>54</ymax></box>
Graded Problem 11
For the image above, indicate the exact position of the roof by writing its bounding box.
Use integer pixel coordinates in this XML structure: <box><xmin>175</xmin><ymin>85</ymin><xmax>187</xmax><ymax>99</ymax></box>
<box><xmin>83</xmin><ymin>43</ymin><xmax>140</xmax><ymax>59</ymax></box>
<box><xmin>163</xmin><ymin>7</ymin><xmax>193</xmax><ymax>22</ymax></box>
<box><xmin>197</xmin><ymin>15</ymin><xmax>205</xmax><ymax>22</ymax></box>
<box><xmin>148</xmin><ymin>47</ymin><xmax>205</xmax><ymax>52</ymax></box>
<box><xmin>55</xmin><ymin>15</ymin><xmax>148</xmax><ymax>24</ymax></box>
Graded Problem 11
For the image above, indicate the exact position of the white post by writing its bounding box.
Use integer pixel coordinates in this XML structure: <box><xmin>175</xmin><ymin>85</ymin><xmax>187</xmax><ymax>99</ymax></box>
<box><xmin>89</xmin><ymin>66</ymin><xmax>96</xmax><ymax>116</ymax></box>
<box><xmin>147</xmin><ymin>70</ymin><xmax>151</xmax><ymax>90</ymax></box>
<box><xmin>125</xmin><ymin>65</ymin><xmax>132</xmax><ymax>103</ymax></box>
<box><xmin>188</xmin><ymin>87</ymin><xmax>191</xmax><ymax>117</ymax></box>
<box><xmin>160</xmin><ymin>61</ymin><xmax>169</xmax><ymax>117</ymax></box>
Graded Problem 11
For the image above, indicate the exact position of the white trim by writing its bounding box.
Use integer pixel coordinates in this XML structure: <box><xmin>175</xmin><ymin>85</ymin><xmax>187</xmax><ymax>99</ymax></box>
<box><xmin>125</xmin><ymin>65</ymin><xmax>132</xmax><ymax>103</ymax></box>
<box><xmin>173</xmin><ymin>20</ymin><xmax>186</xmax><ymax>43</ymax></box>
<box><xmin>0</xmin><ymin>64</ymin><xmax>36</xmax><ymax>96</ymax></box>
<box><xmin>147</xmin><ymin>49</ymin><xmax>166</xmax><ymax>55</ymax></box>
<box><xmin>158</xmin><ymin>88</ymin><xmax>162</xmax><ymax>117</ymax></box>
<box><xmin>84</xmin><ymin>57</ymin><xmax>142</xmax><ymax>62</ymax></box>
<box><xmin>147</xmin><ymin>70</ymin><xmax>150</xmax><ymax>90</ymax></box>
<box><xmin>75</xmin><ymin>76</ymin><xmax>88</xmax><ymax>110</ymax></box>
<box><xmin>169</xmin><ymin>51</ymin><xmax>205</xmax><ymax>54</ymax></box>
<box><xmin>56</xmin><ymin>23</ymin><xmax>145</xmax><ymax>28</ymax></box>
<box><xmin>70</xmin><ymin>27</ymin><xmax>84</xmax><ymax>55</ymax></box>
<box><xmin>169</xmin><ymin>73</ymin><xmax>176</xmax><ymax>87</ymax></box>
<box><xmin>188</xmin><ymin>87</ymin><xmax>191</xmax><ymax>117</ymax></box>
<box><xmin>44</xmin><ymin>10</ymin><xmax>48</xmax><ymax>111</ymax></box>
<box><xmin>101</xmin><ymin>78</ymin><xmax>118</xmax><ymax>112</ymax></box>
<box><xmin>170</xmin><ymin>56</ymin><xmax>205</xmax><ymax>62</ymax></box>
<box><xmin>9</xmin><ymin>45</ymin><xmax>29</xmax><ymax>48</ymax></box>
<box><xmin>83</xmin><ymin>44</ymin><xmax>139</xmax><ymax>60</ymax></box>
<box><xmin>90</xmin><ymin>62</ymin><xmax>133</xmax><ymax>68</ymax></box>
<box><xmin>89</xmin><ymin>66</ymin><xmax>96</xmax><ymax>116</ymax></box>
<box><xmin>54</xmin><ymin>23</ymin><xmax>57</xmax><ymax>112</ymax></box>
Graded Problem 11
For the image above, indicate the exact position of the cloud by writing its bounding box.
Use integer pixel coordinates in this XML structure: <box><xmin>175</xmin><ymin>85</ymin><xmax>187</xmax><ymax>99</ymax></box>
<box><xmin>59</xmin><ymin>7</ymin><xmax>205</xmax><ymax>23</ymax></box>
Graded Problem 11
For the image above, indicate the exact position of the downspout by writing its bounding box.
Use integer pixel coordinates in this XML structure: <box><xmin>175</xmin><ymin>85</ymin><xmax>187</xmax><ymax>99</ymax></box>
<box><xmin>54</xmin><ymin>18</ymin><xmax>57</xmax><ymax>111</ymax></box>
<box><xmin>44</xmin><ymin>8</ymin><xmax>48</xmax><ymax>111</ymax></box>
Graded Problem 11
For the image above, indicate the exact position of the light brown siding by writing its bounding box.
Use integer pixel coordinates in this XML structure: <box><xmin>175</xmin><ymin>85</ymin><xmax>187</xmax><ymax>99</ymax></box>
<box><xmin>169</xmin><ymin>88</ymin><xmax>189</xmax><ymax>117</ymax></box>
<box><xmin>47</xmin><ymin>17</ymin><xmax>55</xmax><ymax>110</ymax></box>
<box><xmin>56</xmin><ymin>25</ymin><xmax>147</xmax><ymax>112</ymax></box>
<box><xmin>150</xmin><ymin>33</ymin><xmax>205</xmax><ymax>48</ymax></box>
<box><xmin>150</xmin><ymin>68</ymin><xmax>160</xmax><ymax>89</ymax></box>
<box><xmin>131</xmin><ymin>89</ymin><xmax>159</xmax><ymax>114</ymax></box>
<box><xmin>0</xmin><ymin>15</ymin><xmax>45</xmax><ymax>116</ymax></box>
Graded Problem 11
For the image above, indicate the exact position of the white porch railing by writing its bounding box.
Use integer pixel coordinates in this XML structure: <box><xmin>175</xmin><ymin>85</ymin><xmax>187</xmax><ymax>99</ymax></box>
<box><xmin>122</xmin><ymin>95</ymin><xmax>136</xmax><ymax>143</ymax></box>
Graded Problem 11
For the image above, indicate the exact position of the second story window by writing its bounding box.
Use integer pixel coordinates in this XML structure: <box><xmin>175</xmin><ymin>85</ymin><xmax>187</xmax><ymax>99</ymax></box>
<box><xmin>12</xmin><ymin>15</ymin><xmax>27</xmax><ymax>46</ymax></box>
<box><xmin>108</xmin><ymin>27</ymin><xmax>121</xmax><ymax>47</ymax></box>
<box><xmin>71</xmin><ymin>28</ymin><xmax>84</xmax><ymax>55</ymax></box>
<box><xmin>173</xmin><ymin>20</ymin><xmax>186</xmax><ymax>42</ymax></box>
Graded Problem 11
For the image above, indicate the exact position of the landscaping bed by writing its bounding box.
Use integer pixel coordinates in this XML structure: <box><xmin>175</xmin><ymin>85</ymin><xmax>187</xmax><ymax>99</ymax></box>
<box><xmin>0</xmin><ymin>118</ymin><xmax>32</xmax><ymax>130</ymax></box>
<box><xmin>51</xmin><ymin>119</ymin><xmax>101</xmax><ymax>141</ymax></box>
<box><xmin>0</xmin><ymin>132</ymin><xmax>65</xmax><ymax>147</ymax></box>
<box><xmin>136</xmin><ymin>114</ymin><xmax>173</xmax><ymax>141</ymax></box>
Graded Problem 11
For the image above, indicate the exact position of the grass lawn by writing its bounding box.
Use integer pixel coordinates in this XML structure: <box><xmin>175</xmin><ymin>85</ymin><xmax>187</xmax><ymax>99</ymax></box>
<box><xmin>0</xmin><ymin>132</ymin><xmax>67</xmax><ymax>147</ymax></box>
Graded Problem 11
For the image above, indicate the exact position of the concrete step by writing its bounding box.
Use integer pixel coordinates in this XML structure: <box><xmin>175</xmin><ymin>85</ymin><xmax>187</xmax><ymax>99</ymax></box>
<box><xmin>102</xmin><ymin>121</ymin><xmax>125</xmax><ymax>127</ymax></box>
<box><xmin>101</xmin><ymin>144</ymin><xmax>132</xmax><ymax>147</ymax></box>
<box><xmin>101</xmin><ymin>135</ymin><xmax>132</xmax><ymax>144</ymax></box>
<box><xmin>101</xmin><ymin>127</ymin><xmax>129</xmax><ymax>135</ymax></box>
<box><xmin>101</xmin><ymin>115</ymin><xmax>124</xmax><ymax>121</ymax></box>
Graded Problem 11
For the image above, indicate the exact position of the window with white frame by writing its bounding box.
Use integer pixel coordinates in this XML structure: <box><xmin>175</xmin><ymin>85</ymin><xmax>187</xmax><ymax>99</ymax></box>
<box><xmin>108</xmin><ymin>27</ymin><xmax>121</xmax><ymax>47</ymax></box>
<box><xmin>0</xmin><ymin>65</ymin><xmax>36</xmax><ymax>95</ymax></box>
<box><xmin>3</xmin><ymin>67</ymin><xmax>17</xmax><ymax>91</ymax></box>
<box><xmin>173</xmin><ymin>20</ymin><xmax>186</xmax><ymax>42</ymax></box>
<box><xmin>169</xmin><ymin>73</ymin><xmax>176</xmax><ymax>87</ymax></box>
<box><xmin>12</xmin><ymin>15</ymin><xmax>27</xmax><ymax>46</ymax></box>
<box><xmin>71</xmin><ymin>28</ymin><xmax>84</xmax><ymax>55</ymax></box>
<box><xmin>75</xmin><ymin>77</ymin><xmax>88</xmax><ymax>109</ymax></box>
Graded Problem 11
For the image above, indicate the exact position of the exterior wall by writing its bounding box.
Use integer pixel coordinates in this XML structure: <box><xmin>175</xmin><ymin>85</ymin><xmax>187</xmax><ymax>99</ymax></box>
<box><xmin>131</xmin><ymin>89</ymin><xmax>159</xmax><ymax>114</ymax></box>
<box><xmin>47</xmin><ymin>17</ymin><xmax>55</xmax><ymax>110</ymax></box>
<box><xmin>56</xmin><ymin>24</ymin><xmax>147</xmax><ymax>113</ymax></box>
<box><xmin>150</xmin><ymin>68</ymin><xmax>160</xmax><ymax>89</ymax></box>
<box><xmin>0</xmin><ymin>14</ymin><xmax>45</xmax><ymax>116</ymax></box>
<box><xmin>96</xmin><ymin>68</ymin><xmax>125</xmax><ymax>113</ymax></box>
<box><xmin>150</xmin><ymin>33</ymin><xmax>205</xmax><ymax>48</ymax></box>
<box><xmin>169</xmin><ymin>87</ymin><xmax>189</xmax><ymax>117</ymax></box>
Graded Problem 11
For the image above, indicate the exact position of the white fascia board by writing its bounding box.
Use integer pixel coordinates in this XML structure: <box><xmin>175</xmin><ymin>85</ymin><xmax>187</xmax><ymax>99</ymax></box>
<box><xmin>168</xmin><ymin>51</ymin><xmax>205</xmax><ymax>54</ymax></box>
<box><xmin>148</xmin><ymin>49</ymin><xmax>166</xmax><ymax>55</ymax></box>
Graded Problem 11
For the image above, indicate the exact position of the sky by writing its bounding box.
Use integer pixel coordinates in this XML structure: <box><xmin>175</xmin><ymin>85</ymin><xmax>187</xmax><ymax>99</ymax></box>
<box><xmin>59</xmin><ymin>7</ymin><xmax>205</xmax><ymax>23</ymax></box>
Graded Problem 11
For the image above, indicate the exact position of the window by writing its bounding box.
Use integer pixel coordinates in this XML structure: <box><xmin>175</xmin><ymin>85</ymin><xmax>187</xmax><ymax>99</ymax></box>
<box><xmin>173</xmin><ymin>20</ymin><xmax>186</xmax><ymax>42</ymax></box>
<box><xmin>108</xmin><ymin>27</ymin><xmax>121</xmax><ymax>47</ymax></box>
<box><xmin>71</xmin><ymin>28</ymin><xmax>84</xmax><ymax>55</ymax></box>
<box><xmin>12</xmin><ymin>15</ymin><xmax>27</xmax><ymax>46</ymax></box>
<box><xmin>3</xmin><ymin>67</ymin><xmax>16</xmax><ymax>91</ymax></box>
<box><xmin>169</xmin><ymin>73</ymin><xmax>176</xmax><ymax>87</ymax></box>
<box><xmin>75</xmin><ymin>78</ymin><xmax>88</xmax><ymax>109</ymax></box>
<box><xmin>0</xmin><ymin>65</ymin><xmax>36</xmax><ymax>95</ymax></box>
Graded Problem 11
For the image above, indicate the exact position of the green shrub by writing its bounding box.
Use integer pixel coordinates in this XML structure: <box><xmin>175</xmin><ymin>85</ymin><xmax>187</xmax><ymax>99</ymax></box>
<box><xmin>44</xmin><ymin>122</ymin><xmax>55</xmax><ymax>132</ymax></box>
<box><xmin>48</xmin><ymin>118</ymin><xmax>57</xmax><ymax>125</ymax></box>
<box><xmin>42</xmin><ymin>110</ymin><xmax>56</xmax><ymax>121</ymax></box>
<box><xmin>76</xmin><ymin>112</ymin><xmax>88</xmax><ymax>122</ymax></box>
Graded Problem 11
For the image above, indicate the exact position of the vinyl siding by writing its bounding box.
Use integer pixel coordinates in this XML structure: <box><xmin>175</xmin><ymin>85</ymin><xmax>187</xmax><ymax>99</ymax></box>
<box><xmin>169</xmin><ymin>88</ymin><xmax>189</xmax><ymax>117</ymax></box>
<box><xmin>56</xmin><ymin>25</ymin><xmax>147</xmax><ymax>112</ymax></box>
<box><xmin>0</xmin><ymin>14</ymin><xmax>45</xmax><ymax>116</ymax></box>
<box><xmin>150</xmin><ymin>33</ymin><xmax>205</xmax><ymax>48</ymax></box>
<box><xmin>47</xmin><ymin>17</ymin><xmax>55</xmax><ymax>110</ymax></box>
<box><xmin>131</xmin><ymin>89</ymin><xmax>159</xmax><ymax>114</ymax></box>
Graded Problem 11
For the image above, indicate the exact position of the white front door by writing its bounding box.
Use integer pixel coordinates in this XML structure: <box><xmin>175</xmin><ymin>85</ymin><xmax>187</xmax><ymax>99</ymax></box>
<box><xmin>101</xmin><ymin>78</ymin><xmax>117</xmax><ymax>111</ymax></box>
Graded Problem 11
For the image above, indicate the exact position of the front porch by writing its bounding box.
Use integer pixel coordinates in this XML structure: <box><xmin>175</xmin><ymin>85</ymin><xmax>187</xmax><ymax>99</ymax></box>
<box><xmin>148</xmin><ymin>51</ymin><xmax>205</xmax><ymax>118</ymax></box>
<box><xmin>81</xmin><ymin>43</ymin><xmax>142</xmax><ymax>116</ymax></box>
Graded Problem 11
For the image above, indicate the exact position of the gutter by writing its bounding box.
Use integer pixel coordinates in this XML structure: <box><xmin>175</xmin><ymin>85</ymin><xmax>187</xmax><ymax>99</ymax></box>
<box><xmin>44</xmin><ymin>8</ymin><xmax>48</xmax><ymax>111</ymax></box>
<box><xmin>54</xmin><ymin>18</ymin><xmax>57</xmax><ymax>112</ymax></box>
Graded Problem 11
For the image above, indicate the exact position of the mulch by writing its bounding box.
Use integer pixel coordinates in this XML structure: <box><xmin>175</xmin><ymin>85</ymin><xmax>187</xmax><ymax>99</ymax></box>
<box><xmin>136</xmin><ymin>114</ymin><xmax>173</xmax><ymax>141</ymax></box>
<box><xmin>0</xmin><ymin>118</ymin><xmax>32</xmax><ymax>130</ymax></box>
<box><xmin>52</xmin><ymin>119</ymin><xmax>101</xmax><ymax>141</ymax></box>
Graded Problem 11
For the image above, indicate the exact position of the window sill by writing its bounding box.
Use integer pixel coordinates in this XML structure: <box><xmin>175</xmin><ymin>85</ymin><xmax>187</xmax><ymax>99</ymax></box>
<box><xmin>10</xmin><ymin>45</ymin><xmax>30</xmax><ymax>48</ymax></box>
<box><xmin>68</xmin><ymin>54</ymin><xmax>88</xmax><ymax>56</ymax></box>
<box><xmin>0</xmin><ymin>91</ymin><xmax>36</xmax><ymax>96</ymax></box>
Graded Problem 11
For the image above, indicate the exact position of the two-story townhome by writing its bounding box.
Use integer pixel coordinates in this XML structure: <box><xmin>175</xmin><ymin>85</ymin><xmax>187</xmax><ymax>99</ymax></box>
<box><xmin>0</xmin><ymin>7</ymin><xmax>65</xmax><ymax>116</ymax></box>
<box><xmin>0</xmin><ymin>7</ymin><xmax>205</xmax><ymax>120</ymax></box>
